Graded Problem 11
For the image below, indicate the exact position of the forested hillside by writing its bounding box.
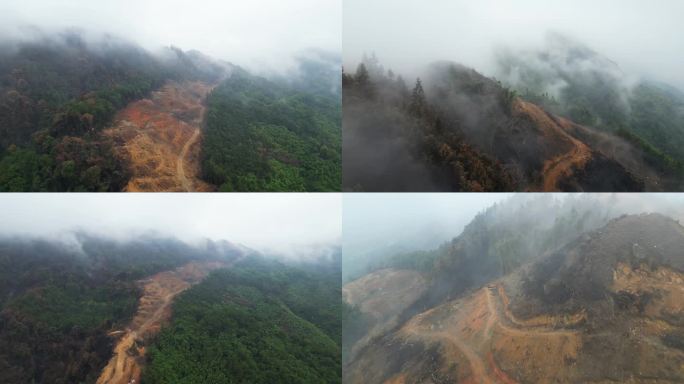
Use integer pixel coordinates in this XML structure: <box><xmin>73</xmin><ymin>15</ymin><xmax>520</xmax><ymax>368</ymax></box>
<box><xmin>202</xmin><ymin>56</ymin><xmax>341</xmax><ymax>191</ymax></box>
<box><xmin>0</xmin><ymin>234</ymin><xmax>241</xmax><ymax>384</ymax></box>
<box><xmin>344</xmin><ymin>52</ymin><xmax>670</xmax><ymax>191</ymax></box>
<box><xmin>0</xmin><ymin>30</ymin><xmax>341</xmax><ymax>192</ymax></box>
<box><xmin>345</xmin><ymin>212</ymin><xmax>684</xmax><ymax>383</ymax></box>
<box><xmin>497</xmin><ymin>33</ymin><xmax>684</xmax><ymax>181</ymax></box>
<box><xmin>343</xmin><ymin>59</ymin><xmax>514</xmax><ymax>192</ymax></box>
<box><xmin>343</xmin><ymin>195</ymin><xmax>684</xmax><ymax>383</ymax></box>
<box><xmin>143</xmin><ymin>255</ymin><xmax>342</xmax><ymax>383</ymax></box>
<box><xmin>0</xmin><ymin>32</ymin><xmax>225</xmax><ymax>192</ymax></box>
<box><xmin>350</xmin><ymin>195</ymin><xmax>629</xmax><ymax>317</ymax></box>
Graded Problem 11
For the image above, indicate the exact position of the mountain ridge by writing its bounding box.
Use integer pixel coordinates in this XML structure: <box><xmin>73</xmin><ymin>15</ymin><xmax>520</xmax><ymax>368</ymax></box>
<box><xmin>344</xmin><ymin>213</ymin><xmax>684</xmax><ymax>383</ymax></box>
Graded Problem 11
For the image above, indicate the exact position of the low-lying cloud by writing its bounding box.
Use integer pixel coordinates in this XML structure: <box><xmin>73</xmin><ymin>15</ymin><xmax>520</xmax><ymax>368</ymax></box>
<box><xmin>344</xmin><ymin>0</ymin><xmax>684</xmax><ymax>90</ymax></box>
<box><xmin>0</xmin><ymin>0</ymin><xmax>341</xmax><ymax>73</ymax></box>
<box><xmin>0</xmin><ymin>194</ymin><xmax>342</xmax><ymax>255</ymax></box>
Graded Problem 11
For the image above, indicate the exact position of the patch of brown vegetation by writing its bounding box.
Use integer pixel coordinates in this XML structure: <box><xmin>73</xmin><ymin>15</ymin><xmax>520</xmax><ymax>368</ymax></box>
<box><xmin>102</xmin><ymin>81</ymin><xmax>215</xmax><ymax>192</ymax></box>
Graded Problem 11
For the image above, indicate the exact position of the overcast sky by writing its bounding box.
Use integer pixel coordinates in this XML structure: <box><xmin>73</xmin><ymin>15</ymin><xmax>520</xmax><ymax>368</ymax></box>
<box><xmin>0</xmin><ymin>0</ymin><xmax>341</xmax><ymax>71</ymax></box>
<box><xmin>344</xmin><ymin>0</ymin><xmax>684</xmax><ymax>89</ymax></box>
<box><xmin>343</xmin><ymin>193</ymin><xmax>684</xmax><ymax>262</ymax></box>
<box><xmin>0</xmin><ymin>194</ymin><xmax>341</xmax><ymax>254</ymax></box>
<box><xmin>343</xmin><ymin>193</ymin><xmax>512</xmax><ymax>260</ymax></box>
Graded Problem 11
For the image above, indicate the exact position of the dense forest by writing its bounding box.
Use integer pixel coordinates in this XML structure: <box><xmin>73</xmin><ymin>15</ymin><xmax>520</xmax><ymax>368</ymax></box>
<box><xmin>343</xmin><ymin>56</ymin><xmax>514</xmax><ymax>192</ymax></box>
<box><xmin>0</xmin><ymin>32</ymin><xmax>225</xmax><ymax>191</ymax></box>
<box><xmin>0</xmin><ymin>31</ymin><xmax>342</xmax><ymax>192</ymax></box>
<box><xmin>202</xmin><ymin>54</ymin><xmax>341</xmax><ymax>191</ymax></box>
<box><xmin>143</xmin><ymin>255</ymin><xmax>342</xmax><ymax>383</ymax></box>
<box><xmin>0</xmin><ymin>234</ymin><xmax>241</xmax><ymax>384</ymax></box>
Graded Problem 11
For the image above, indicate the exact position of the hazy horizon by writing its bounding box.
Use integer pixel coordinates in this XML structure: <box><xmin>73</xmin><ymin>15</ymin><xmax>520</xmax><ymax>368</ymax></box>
<box><xmin>343</xmin><ymin>193</ymin><xmax>511</xmax><ymax>256</ymax></box>
<box><xmin>344</xmin><ymin>0</ymin><xmax>684</xmax><ymax>90</ymax></box>
<box><xmin>0</xmin><ymin>194</ymin><xmax>342</xmax><ymax>256</ymax></box>
<box><xmin>342</xmin><ymin>193</ymin><xmax>684</xmax><ymax>281</ymax></box>
<box><xmin>0</xmin><ymin>0</ymin><xmax>341</xmax><ymax>73</ymax></box>
<box><xmin>342</xmin><ymin>193</ymin><xmax>512</xmax><ymax>280</ymax></box>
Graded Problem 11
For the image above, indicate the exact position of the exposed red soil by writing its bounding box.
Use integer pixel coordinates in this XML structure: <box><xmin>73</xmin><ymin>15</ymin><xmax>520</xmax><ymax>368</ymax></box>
<box><xmin>393</xmin><ymin>283</ymin><xmax>582</xmax><ymax>384</ymax></box>
<box><xmin>102</xmin><ymin>81</ymin><xmax>215</xmax><ymax>192</ymax></box>
<box><xmin>512</xmin><ymin>100</ymin><xmax>592</xmax><ymax>191</ymax></box>
<box><xmin>95</xmin><ymin>259</ymin><xmax>239</xmax><ymax>384</ymax></box>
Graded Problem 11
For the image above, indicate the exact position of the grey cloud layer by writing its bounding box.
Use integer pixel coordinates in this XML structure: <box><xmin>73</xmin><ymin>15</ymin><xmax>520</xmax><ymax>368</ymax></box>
<box><xmin>0</xmin><ymin>0</ymin><xmax>341</xmax><ymax>72</ymax></box>
<box><xmin>343</xmin><ymin>193</ymin><xmax>684</xmax><ymax>281</ymax></box>
<box><xmin>0</xmin><ymin>194</ymin><xmax>341</xmax><ymax>253</ymax></box>
<box><xmin>344</xmin><ymin>0</ymin><xmax>684</xmax><ymax>89</ymax></box>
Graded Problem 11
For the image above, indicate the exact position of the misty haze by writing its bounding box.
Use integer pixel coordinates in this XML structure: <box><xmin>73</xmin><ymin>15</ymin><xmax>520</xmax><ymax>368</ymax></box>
<box><xmin>343</xmin><ymin>193</ymin><xmax>684</xmax><ymax>383</ymax></box>
<box><xmin>343</xmin><ymin>0</ymin><xmax>684</xmax><ymax>192</ymax></box>
<box><xmin>0</xmin><ymin>193</ymin><xmax>342</xmax><ymax>383</ymax></box>
<box><xmin>0</xmin><ymin>0</ymin><xmax>341</xmax><ymax>192</ymax></box>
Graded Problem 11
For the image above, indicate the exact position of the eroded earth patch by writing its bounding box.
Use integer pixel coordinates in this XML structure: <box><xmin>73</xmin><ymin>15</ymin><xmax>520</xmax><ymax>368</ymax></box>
<box><xmin>103</xmin><ymin>81</ymin><xmax>215</xmax><ymax>192</ymax></box>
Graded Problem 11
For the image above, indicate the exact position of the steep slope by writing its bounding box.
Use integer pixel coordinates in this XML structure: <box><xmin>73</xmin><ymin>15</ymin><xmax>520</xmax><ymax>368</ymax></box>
<box><xmin>426</xmin><ymin>62</ymin><xmax>650</xmax><ymax>191</ymax></box>
<box><xmin>202</xmin><ymin>66</ymin><xmax>341</xmax><ymax>192</ymax></box>
<box><xmin>103</xmin><ymin>81</ymin><xmax>216</xmax><ymax>191</ymax></box>
<box><xmin>497</xmin><ymin>32</ymin><xmax>684</xmax><ymax>188</ymax></box>
<box><xmin>95</xmin><ymin>261</ymin><xmax>231</xmax><ymax>384</ymax></box>
<box><xmin>0</xmin><ymin>31</ymin><xmax>340</xmax><ymax>192</ymax></box>
<box><xmin>0</xmin><ymin>235</ymin><xmax>244</xmax><ymax>384</ymax></box>
<box><xmin>343</xmin><ymin>269</ymin><xmax>427</xmax><ymax>363</ymax></box>
<box><xmin>142</xmin><ymin>256</ymin><xmax>342</xmax><ymax>384</ymax></box>
<box><xmin>343</xmin><ymin>56</ymin><xmax>666</xmax><ymax>191</ymax></box>
<box><xmin>346</xmin><ymin>214</ymin><xmax>684</xmax><ymax>383</ymax></box>
<box><xmin>0</xmin><ymin>31</ymin><xmax>227</xmax><ymax>192</ymax></box>
<box><xmin>343</xmin><ymin>66</ymin><xmax>514</xmax><ymax>192</ymax></box>
<box><xmin>0</xmin><ymin>33</ymin><xmax>166</xmax><ymax>148</ymax></box>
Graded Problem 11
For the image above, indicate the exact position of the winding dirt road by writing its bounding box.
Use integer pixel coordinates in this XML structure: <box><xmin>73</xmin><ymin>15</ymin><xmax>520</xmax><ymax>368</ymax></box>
<box><xmin>177</xmin><ymin>128</ymin><xmax>201</xmax><ymax>192</ymax></box>
<box><xmin>399</xmin><ymin>283</ymin><xmax>582</xmax><ymax>384</ymax></box>
<box><xmin>541</xmin><ymin>139</ymin><xmax>591</xmax><ymax>192</ymax></box>
<box><xmin>513</xmin><ymin>100</ymin><xmax>592</xmax><ymax>191</ymax></box>
<box><xmin>486</xmin><ymin>285</ymin><xmax>582</xmax><ymax>336</ymax></box>
<box><xmin>441</xmin><ymin>331</ymin><xmax>495</xmax><ymax>384</ymax></box>
<box><xmin>95</xmin><ymin>261</ymin><xmax>229</xmax><ymax>384</ymax></box>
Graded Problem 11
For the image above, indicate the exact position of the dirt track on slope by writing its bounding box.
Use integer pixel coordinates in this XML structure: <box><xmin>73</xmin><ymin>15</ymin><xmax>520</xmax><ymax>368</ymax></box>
<box><xmin>397</xmin><ymin>283</ymin><xmax>582</xmax><ymax>383</ymax></box>
<box><xmin>103</xmin><ymin>81</ymin><xmax>215</xmax><ymax>192</ymax></box>
<box><xmin>513</xmin><ymin>100</ymin><xmax>592</xmax><ymax>191</ymax></box>
<box><xmin>95</xmin><ymin>260</ymin><xmax>234</xmax><ymax>384</ymax></box>
<box><xmin>401</xmin><ymin>290</ymin><xmax>499</xmax><ymax>384</ymax></box>
<box><xmin>541</xmin><ymin>140</ymin><xmax>591</xmax><ymax>192</ymax></box>
<box><xmin>177</xmin><ymin>128</ymin><xmax>201</xmax><ymax>191</ymax></box>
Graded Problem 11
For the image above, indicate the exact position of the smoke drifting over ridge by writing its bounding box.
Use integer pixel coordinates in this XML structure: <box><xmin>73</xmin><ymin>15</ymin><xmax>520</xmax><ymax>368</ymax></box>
<box><xmin>344</xmin><ymin>0</ymin><xmax>684</xmax><ymax>90</ymax></box>
<box><xmin>0</xmin><ymin>0</ymin><xmax>341</xmax><ymax>73</ymax></box>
